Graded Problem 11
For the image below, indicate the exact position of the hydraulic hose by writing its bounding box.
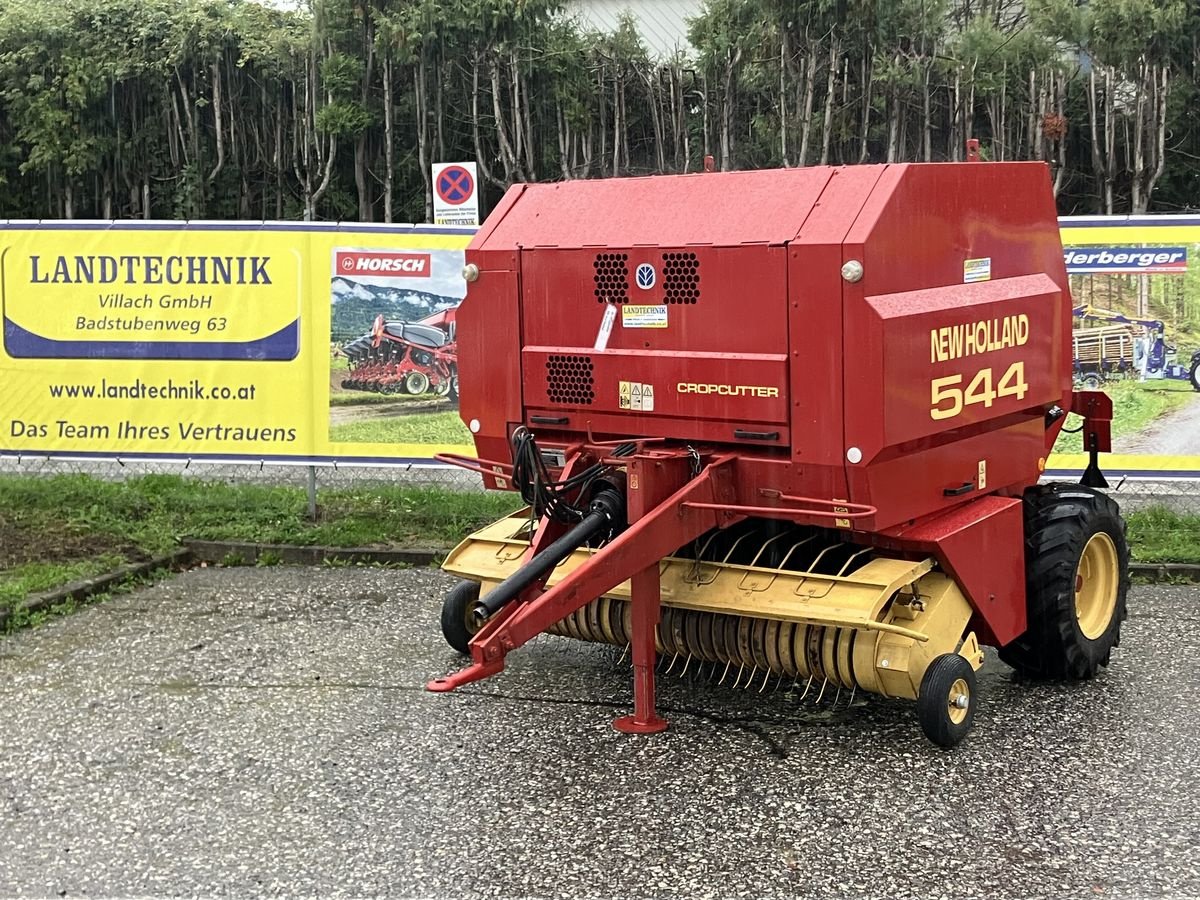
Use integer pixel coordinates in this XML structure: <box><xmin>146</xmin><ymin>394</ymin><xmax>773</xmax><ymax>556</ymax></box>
<box><xmin>471</xmin><ymin>487</ymin><xmax>626</xmax><ymax>627</ymax></box>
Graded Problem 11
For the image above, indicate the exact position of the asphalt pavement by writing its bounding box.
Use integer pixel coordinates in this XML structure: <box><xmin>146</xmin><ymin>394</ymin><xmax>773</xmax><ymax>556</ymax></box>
<box><xmin>1</xmin><ymin>566</ymin><xmax>1198</xmax><ymax>899</ymax></box>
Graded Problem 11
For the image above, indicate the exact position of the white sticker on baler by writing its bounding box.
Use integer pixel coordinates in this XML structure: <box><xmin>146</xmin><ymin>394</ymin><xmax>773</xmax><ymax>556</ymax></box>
<box><xmin>594</xmin><ymin>303</ymin><xmax>617</xmax><ymax>350</ymax></box>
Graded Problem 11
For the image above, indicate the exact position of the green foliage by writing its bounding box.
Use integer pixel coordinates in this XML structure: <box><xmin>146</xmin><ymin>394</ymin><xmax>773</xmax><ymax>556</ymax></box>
<box><xmin>1125</xmin><ymin>507</ymin><xmax>1200</xmax><ymax>564</ymax></box>
<box><xmin>0</xmin><ymin>0</ymin><xmax>1195</xmax><ymax>218</ymax></box>
<box><xmin>328</xmin><ymin>411</ymin><xmax>473</xmax><ymax>444</ymax></box>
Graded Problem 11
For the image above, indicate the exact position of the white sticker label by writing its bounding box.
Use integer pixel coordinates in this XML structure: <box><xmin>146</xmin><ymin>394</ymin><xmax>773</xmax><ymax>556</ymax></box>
<box><xmin>964</xmin><ymin>257</ymin><xmax>991</xmax><ymax>283</ymax></box>
<box><xmin>594</xmin><ymin>303</ymin><xmax>617</xmax><ymax>350</ymax></box>
<box><xmin>618</xmin><ymin>380</ymin><xmax>654</xmax><ymax>412</ymax></box>
<box><xmin>622</xmin><ymin>305</ymin><xmax>668</xmax><ymax>329</ymax></box>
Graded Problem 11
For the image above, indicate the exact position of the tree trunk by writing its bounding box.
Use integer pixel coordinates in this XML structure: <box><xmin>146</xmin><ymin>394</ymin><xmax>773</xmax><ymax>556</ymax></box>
<box><xmin>471</xmin><ymin>53</ymin><xmax>499</xmax><ymax>189</ymax></box>
<box><xmin>383</xmin><ymin>53</ymin><xmax>394</xmax><ymax>222</ymax></box>
<box><xmin>798</xmin><ymin>46</ymin><xmax>817</xmax><ymax>166</ymax></box>
<box><xmin>820</xmin><ymin>39</ymin><xmax>839</xmax><ymax>165</ymax></box>
<box><xmin>207</xmin><ymin>60</ymin><xmax>225</xmax><ymax>185</ymax></box>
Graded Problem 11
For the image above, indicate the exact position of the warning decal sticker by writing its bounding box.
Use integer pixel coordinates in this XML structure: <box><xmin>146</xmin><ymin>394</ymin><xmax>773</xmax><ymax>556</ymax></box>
<box><xmin>618</xmin><ymin>380</ymin><xmax>655</xmax><ymax>412</ymax></box>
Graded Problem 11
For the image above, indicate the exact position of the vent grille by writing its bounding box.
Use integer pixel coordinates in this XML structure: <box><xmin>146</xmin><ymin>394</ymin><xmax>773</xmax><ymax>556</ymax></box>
<box><xmin>593</xmin><ymin>253</ymin><xmax>629</xmax><ymax>304</ymax></box>
<box><xmin>662</xmin><ymin>252</ymin><xmax>700</xmax><ymax>304</ymax></box>
<box><xmin>546</xmin><ymin>354</ymin><xmax>595</xmax><ymax>405</ymax></box>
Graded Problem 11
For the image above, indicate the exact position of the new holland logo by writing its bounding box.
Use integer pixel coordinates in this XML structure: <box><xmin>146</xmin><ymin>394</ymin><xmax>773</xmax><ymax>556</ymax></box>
<box><xmin>635</xmin><ymin>263</ymin><xmax>656</xmax><ymax>290</ymax></box>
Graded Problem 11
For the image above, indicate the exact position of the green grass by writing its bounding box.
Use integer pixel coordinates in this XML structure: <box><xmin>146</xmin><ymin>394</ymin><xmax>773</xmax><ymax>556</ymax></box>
<box><xmin>0</xmin><ymin>556</ymin><xmax>125</xmax><ymax>609</ymax></box>
<box><xmin>329</xmin><ymin>392</ymin><xmax>434</xmax><ymax>407</ymax></box>
<box><xmin>0</xmin><ymin>474</ymin><xmax>519</xmax><ymax>614</ymax></box>
<box><xmin>328</xmin><ymin>411</ymin><xmax>472</xmax><ymax>444</ymax></box>
<box><xmin>1052</xmin><ymin>379</ymin><xmax>1195</xmax><ymax>454</ymax></box>
<box><xmin>1125</xmin><ymin>507</ymin><xmax>1200</xmax><ymax>564</ymax></box>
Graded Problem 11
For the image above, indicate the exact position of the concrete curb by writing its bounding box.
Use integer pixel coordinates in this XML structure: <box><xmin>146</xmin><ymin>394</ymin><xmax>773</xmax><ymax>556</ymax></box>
<box><xmin>2</xmin><ymin>548</ymin><xmax>1193</xmax><ymax>634</ymax></box>
<box><xmin>1130</xmin><ymin>562</ymin><xmax>1200</xmax><ymax>582</ymax></box>
<box><xmin>180</xmin><ymin>539</ymin><xmax>442</xmax><ymax>568</ymax></box>
<box><xmin>0</xmin><ymin>549</ymin><xmax>194</xmax><ymax>630</ymax></box>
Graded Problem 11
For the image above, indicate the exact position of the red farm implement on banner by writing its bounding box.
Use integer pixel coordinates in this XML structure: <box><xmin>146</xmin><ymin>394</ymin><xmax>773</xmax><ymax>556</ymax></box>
<box><xmin>340</xmin><ymin>311</ymin><xmax>458</xmax><ymax>399</ymax></box>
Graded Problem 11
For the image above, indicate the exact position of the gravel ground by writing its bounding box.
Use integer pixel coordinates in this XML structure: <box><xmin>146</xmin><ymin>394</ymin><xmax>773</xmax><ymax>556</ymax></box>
<box><xmin>0</xmin><ymin>567</ymin><xmax>1197</xmax><ymax>899</ymax></box>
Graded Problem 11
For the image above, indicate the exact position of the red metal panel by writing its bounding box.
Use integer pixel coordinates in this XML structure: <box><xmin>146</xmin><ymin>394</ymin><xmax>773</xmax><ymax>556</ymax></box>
<box><xmin>457</xmin><ymin>248</ymin><xmax>521</xmax><ymax>476</ymax></box>
<box><xmin>523</xmin><ymin>346</ymin><xmax>788</xmax><ymax>422</ymax></box>
<box><xmin>863</xmin><ymin>274</ymin><xmax>1063</xmax><ymax>450</ymax></box>
<box><xmin>787</xmin><ymin>166</ymin><xmax>885</xmax><ymax>503</ymax></box>
<box><xmin>478</xmin><ymin>170</ymin><xmax>833</xmax><ymax>249</ymax></box>
<box><xmin>878</xmin><ymin>495</ymin><xmax>1027</xmax><ymax>647</ymax></box>
<box><xmin>520</xmin><ymin>246</ymin><xmax>790</xmax><ymax>355</ymax></box>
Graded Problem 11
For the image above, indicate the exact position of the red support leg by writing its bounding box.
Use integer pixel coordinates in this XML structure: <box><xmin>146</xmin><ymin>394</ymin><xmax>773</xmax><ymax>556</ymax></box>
<box><xmin>612</xmin><ymin>566</ymin><xmax>668</xmax><ymax>734</ymax></box>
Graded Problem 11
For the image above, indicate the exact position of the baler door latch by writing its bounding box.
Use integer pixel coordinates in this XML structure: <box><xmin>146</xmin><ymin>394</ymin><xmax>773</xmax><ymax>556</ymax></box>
<box><xmin>943</xmin><ymin>482</ymin><xmax>975</xmax><ymax>497</ymax></box>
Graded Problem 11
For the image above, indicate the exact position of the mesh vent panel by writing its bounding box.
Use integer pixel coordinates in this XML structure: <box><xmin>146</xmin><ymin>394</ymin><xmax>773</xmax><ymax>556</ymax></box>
<box><xmin>594</xmin><ymin>253</ymin><xmax>629</xmax><ymax>304</ymax></box>
<box><xmin>662</xmin><ymin>252</ymin><xmax>700</xmax><ymax>304</ymax></box>
<box><xmin>546</xmin><ymin>354</ymin><xmax>595</xmax><ymax>405</ymax></box>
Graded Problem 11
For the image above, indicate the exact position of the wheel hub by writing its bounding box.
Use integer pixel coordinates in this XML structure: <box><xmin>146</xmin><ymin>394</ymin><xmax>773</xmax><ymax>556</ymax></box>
<box><xmin>947</xmin><ymin>678</ymin><xmax>970</xmax><ymax>724</ymax></box>
<box><xmin>1075</xmin><ymin>532</ymin><xmax>1119</xmax><ymax>640</ymax></box>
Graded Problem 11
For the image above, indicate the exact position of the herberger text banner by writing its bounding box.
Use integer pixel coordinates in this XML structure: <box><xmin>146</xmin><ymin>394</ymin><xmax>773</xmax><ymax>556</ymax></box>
<box><xmin>0</xmin><ymin>222</ymin><xmax>474</xmax><ymax>462</ymax></box>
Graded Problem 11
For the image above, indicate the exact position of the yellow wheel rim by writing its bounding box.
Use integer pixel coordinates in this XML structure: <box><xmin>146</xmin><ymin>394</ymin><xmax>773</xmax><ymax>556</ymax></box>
<box><xmin>947</xmin><ymin>678</ymin><xmax>970</xmax><ymax>725</ymax></box>
<box><xmin>1075</xmin><ymin>532</ymin><xmax>1119</xmax><ymax>640</ymax></box>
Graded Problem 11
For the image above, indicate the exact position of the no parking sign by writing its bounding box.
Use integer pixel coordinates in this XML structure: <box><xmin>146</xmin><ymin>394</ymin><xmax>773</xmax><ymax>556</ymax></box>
<box><xmin>431</xmin><ymin>162</ymin><xmax>480</xmax><ymax>226</ymax></box>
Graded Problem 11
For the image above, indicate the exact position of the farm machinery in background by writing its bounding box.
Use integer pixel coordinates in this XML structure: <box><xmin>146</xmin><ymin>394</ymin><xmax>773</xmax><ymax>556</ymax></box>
<box><xmin>427</xmin><ymin>159</ymin><xmax>1130</xmax><ymax>748</ymax></box>
<box><xmin>1072</xmin><ymin>304</ymin><xmax>1200</xmax><ymax>391</ymax></box>
<box><xmin>340</xmin><ymin>308</ymin><xmax>459</xmax><ymax>400</ymax></box>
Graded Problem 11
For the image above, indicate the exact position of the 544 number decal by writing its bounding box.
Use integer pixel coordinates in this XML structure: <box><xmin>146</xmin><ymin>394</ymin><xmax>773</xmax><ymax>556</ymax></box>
<box><xmin>930</xmin><ymin>361</ymin><xmax>1029</xmax><ymax>420</ymax></box>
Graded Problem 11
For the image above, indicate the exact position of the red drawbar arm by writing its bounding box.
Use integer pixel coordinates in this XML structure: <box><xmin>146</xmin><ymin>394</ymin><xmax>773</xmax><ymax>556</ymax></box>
<box><xmin>426</xmin><ymin>459</ymin><xmax>734</xmax><ymax>692</ymax></box>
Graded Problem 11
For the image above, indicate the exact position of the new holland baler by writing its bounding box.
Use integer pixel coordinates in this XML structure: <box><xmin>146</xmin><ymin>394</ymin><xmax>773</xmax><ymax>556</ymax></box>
<box><xmin>428</xmin><ymin>161</ymin><xmax>1129</xmax><ymax>747</ymax></box>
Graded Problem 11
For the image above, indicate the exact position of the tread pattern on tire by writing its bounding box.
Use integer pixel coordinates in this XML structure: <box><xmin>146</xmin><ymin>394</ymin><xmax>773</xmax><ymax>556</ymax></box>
<box><xmin>999</xmin><ymin>483</ymin><xmax>1129</xmax><ymax>680</ymax></box>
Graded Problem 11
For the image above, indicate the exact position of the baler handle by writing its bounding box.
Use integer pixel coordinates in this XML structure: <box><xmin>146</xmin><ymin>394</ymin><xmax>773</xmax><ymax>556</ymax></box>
<box><xmin>531</xmin><ymin>415</ymin><xmax>569</xmax><ymax>425</ymax></box>
<box><xmin>943</xmin><ymin>482</ymin><xmax>975</xmax><ymax>497</ymax></box>
<box><xmin>734</xmin><ymin>429</ymin><xmax>780</xmax><ymax>441</ymax></box>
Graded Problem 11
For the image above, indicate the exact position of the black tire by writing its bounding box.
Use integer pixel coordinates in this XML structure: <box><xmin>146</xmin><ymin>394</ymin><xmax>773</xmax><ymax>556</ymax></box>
<box><xmin>448</xmin><ymin>366</ymin><xmax>459</xmax><ymax>403</ymax></box>
<box><xmin>1189</xmin><ymin>358</ymin><xmax>1199</xmax><ymax>392</ymax></box>
<box><xmin>917</xmin><ymin>653</ymin><xmax>977</xmax><ymax>748</ymax></box>
<box><xmin>441</xmin><ymin>580</ymin><xmax>481</xmax><ymax>655</ymax></box>
<box><xmin>1080</xmin><ymin>372</ymin><xmax>1104</xmax><ymax>391</ymax></box>
<box><xmin>999</xmin><ymin>484</ymin><xmax>1129</xmax><ymax>679</ymax></box>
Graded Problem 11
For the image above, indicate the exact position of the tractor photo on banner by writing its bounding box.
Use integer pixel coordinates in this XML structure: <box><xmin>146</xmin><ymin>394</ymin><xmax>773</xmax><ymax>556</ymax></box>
<box><xmin>1057</xmin><ymin>217</ymin><xmax>1200</xmax><ymax>473</ymax></box>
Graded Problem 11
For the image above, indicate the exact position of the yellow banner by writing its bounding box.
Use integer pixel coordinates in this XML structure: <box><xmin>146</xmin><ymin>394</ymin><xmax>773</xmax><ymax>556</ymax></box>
<box><xmin>0</xmin><ymin>224</ymin><xmax>475</xmax><ymax>461</ymax></box>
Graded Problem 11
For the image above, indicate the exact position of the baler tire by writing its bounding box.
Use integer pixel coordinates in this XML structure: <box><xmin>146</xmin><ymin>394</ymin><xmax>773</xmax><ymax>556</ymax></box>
<box><xmin>441</xmin><ymin>580</ymin><xmax>481</xmax><ymax>655</ymax></box>
<box><xmin>1000</xmin><ymin>484</ymin><xmax>1129</xmax><ymax>680</ymax></box>
<box><xmin>917</xmin><ymin>653</ymin><xmax>977</xmax><ymax>748</ymax></box>
<box><xmin>1189</xmin><ymin>359</ymin><xmax>1199</xmax><ymax>392</ymax></box>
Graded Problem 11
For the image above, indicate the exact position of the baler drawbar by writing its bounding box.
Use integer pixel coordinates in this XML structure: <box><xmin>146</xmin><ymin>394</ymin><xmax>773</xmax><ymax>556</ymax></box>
<box><xmin>428</xmin><ymin>160</ymin><xmax>1130</xmax><ymax>747</ymax></box>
